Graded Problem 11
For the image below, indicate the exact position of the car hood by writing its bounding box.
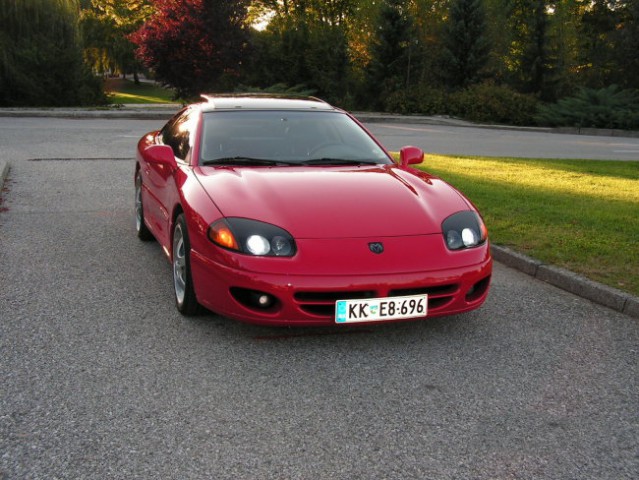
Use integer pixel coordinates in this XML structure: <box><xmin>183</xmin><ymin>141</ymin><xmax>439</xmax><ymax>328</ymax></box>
<box><xmin>193</xmin><ymin>165</ymin><xmax>470</xmax><ymax>239</ymax></box>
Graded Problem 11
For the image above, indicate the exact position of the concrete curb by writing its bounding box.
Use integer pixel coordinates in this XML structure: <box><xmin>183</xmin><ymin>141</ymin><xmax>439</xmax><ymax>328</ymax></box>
<box><xmin>492</xmin><ymin>245</ymin><xmax>639</xmax><ymax>320</ymax></box>
<box><xmin>0</xmin><ymin>107</ymin><xmax>179</xmax><ymax>121</ymax></box>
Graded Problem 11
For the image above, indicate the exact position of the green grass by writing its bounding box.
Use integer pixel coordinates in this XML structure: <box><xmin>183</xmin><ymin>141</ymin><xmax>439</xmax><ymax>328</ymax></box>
<box><xmin>105</xmin><ymin>78</ymin><xmax>177</xmax><ymax>104</ymax></box>
<box><xmin>413</xmin><ymin>155</ymin><xmax>639</xmax><ymax>296</ymax></box>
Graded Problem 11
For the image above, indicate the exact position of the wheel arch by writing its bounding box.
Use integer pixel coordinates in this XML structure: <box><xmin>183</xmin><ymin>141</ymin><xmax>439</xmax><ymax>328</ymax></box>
<box><xmin>169</xmin><ymin>204</ymin><xmax>185</xmax><ymax>258</ymax></box>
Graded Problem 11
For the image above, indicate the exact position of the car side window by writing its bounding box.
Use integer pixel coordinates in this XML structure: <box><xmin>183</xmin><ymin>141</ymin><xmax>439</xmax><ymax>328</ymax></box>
<box><xmin>161</xmin><ymin>109</ymin><xmax>194</xmax><ymax>161</ymax></box>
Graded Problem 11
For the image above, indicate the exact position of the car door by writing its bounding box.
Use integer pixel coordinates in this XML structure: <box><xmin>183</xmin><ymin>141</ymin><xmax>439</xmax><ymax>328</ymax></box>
<box><xmin>143</xmin><ymin>108</ymin><xmax>195</xmax><ymax>246</ymax></box>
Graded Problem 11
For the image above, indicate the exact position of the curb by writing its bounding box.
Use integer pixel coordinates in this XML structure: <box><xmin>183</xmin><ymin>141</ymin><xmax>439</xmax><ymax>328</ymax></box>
<box><xmin>492</xmin><ymin>245</ymin><xmax>639</xmax><ymax>320</ymax></box>
<box><xmin>0</xmin><ymin>108</ymin><xmax>178</xmax><ymax>121</ymax></box>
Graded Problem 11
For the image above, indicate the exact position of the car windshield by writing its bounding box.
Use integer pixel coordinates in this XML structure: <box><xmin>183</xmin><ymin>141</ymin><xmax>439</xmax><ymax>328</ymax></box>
<box><xmin>199</xmin><ymin>110</ymin><xmax>392</xmax><ymax>166</ymax></box>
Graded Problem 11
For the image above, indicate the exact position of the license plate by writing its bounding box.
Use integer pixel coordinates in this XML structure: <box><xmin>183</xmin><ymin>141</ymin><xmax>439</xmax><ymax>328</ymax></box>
<box><xmin>335</xmin><ymin>294</ymin><xmax>428</xmax><ymax>324</ymax></box>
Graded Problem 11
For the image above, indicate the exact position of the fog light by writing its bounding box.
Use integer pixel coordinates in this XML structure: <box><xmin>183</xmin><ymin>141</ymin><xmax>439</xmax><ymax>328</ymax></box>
<box><xmin>250</xmin><ymin>291</ymin><xmax>274</xmax><ymax>309</ymax></box>
<box><xmin>465</xmin><ymin>276</ymin><xmax>491</xmax><ymax>302</ymax></box>
<box><xmin>230</xmin><ymin>287</ymin><xmax>280</xmax><ymax>312</ymax></box>
<box><xmin>257</xmin><ymin>294</ymin><xmax>271</xmax><ymax>306</ymax></box>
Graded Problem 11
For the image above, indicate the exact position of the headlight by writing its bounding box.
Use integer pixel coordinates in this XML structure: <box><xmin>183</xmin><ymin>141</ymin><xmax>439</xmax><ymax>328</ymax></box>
<box><xmin>208</xmin><ymin>218</ymin><xmax>296</xmax><ymax>257</ymax></box>
<box><xmin>442</xmin><ymin>211</ymin><xmax>487</xmax><ymax>250</ymax></box>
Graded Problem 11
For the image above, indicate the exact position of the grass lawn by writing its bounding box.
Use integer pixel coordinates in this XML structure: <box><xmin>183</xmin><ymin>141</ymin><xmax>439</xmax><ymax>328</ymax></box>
<box><xmin>415</xmin><ymin>155</ymin><xmax>639</xmax><ymax>297</ymax></box>
<box><xmin>105</xmin><ymin>77</ymin><xmax>176</xmax><ymax>104</ymax></box>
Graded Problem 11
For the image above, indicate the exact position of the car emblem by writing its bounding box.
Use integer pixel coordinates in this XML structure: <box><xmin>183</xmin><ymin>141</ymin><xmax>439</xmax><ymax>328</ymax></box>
<box><xmin>369</xmin><ymin>242</ymin><xmax>384</xmax><ymax>254</ymax></box>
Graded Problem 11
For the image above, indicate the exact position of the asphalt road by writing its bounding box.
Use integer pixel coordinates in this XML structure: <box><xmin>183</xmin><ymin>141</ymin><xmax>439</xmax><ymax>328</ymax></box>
<box><xmin>1</xmin><ymin>116</ymin><xmax>639</xmax><ymax>161</ymax></box>
<box><xmin>364</xmin><ymin>122</ymin><xmax>639</xmax><ymax>160</ymax></box>
<box><xmin>0</xmin><ymin>118</ymin><xmax>638</xmax><ymax>479</ymax></box>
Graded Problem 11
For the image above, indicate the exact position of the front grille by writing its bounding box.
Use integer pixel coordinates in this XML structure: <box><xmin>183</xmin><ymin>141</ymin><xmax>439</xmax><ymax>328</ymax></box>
<box><xmin>294</xmin><ymin>284</ymin><xmax>459</xmax><ymax>318</ymax></box>
<box><xmin>389</xmin><ymin>284</ymin><xmax>458</xmax><ymax>297</ymax></box>
<box><xmin>389</xmin><ymin>284</ymin><xmax>459</xmax><ymax>312</ymax></box>
<box><xmin>294</xmin><ymin>290</ymin><xmax>376</xmax><ymax>317</ymax></box>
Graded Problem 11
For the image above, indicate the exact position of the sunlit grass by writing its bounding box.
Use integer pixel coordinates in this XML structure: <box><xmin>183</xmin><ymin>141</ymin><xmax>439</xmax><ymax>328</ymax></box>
<box><xmin>410</xmin><ymin>155</ymin><xmax>639</xmax><ymax>296</ymax></box>
<box><xmin>105</xmin><ymin>78</ymin><xmax>176</xmax><ymax>104</ymax></box>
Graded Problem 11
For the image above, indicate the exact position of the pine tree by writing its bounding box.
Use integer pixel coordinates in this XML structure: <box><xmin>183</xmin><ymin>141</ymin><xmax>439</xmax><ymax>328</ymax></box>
<box><xmin>439</xmin><ymin>0</ymin><xmax>490</xmax><ymax>88</ymax></box>
<box><xmin>365</xmin><ymin>0</ymin><xmax>419</xmax><ymax>108</ymax></box>
<box><xmin>619</xmin><ymin>0</ymin><xmax>639</xmax><ymax>89</ymax></box>
<box><xmin>508</xmin><ymin>0</ymin><xmax>553</xmax><ymax>97</ymax></box>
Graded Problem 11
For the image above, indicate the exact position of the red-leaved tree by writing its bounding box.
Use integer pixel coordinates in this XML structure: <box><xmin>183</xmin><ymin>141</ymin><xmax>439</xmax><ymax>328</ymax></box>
<box><xmin>130</xmin><ymin>0</ymin><xmax>249</xmax><ymax>98</ymax></box>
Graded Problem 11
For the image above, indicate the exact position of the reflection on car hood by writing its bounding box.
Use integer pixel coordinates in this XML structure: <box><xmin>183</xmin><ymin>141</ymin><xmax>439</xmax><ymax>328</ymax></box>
<box><xmin>193</xmin><ymin>165</ymin><xmax>470</xmax><ymax>238</ymax></box>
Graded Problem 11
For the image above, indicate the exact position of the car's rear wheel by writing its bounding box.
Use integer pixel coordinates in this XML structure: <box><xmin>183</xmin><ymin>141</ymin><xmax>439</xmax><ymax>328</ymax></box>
<box><xmin>172</xmin><ymin>213</ymin><xmax>200</xmax><ymax>315</ymax></box>
<box><xmin>135</xmin><ymin>172</ymin><xmax>154</xmax><ymax>241</ymax></box>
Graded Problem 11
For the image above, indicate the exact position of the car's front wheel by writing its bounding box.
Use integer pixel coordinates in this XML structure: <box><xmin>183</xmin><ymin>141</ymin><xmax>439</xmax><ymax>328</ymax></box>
<box><xmin>172</xmin><ymin>213</ymin><xmax>200</xmax><ymax>315</ymax></box>
<box><xmin>135</xmin><ymin>172</ymin><xmax>154</xmax><ymax>241</ymax></box>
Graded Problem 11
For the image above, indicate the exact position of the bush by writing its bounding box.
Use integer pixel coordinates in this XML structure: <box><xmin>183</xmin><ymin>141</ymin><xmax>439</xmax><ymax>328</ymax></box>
<box><xmin>379</xmin><ymin>83</ymin><xmax>538</xmax><ymax>126</ymax></box>
<box><xmin>383</xmin><ymin>90</ymin><xmax>419</xmax><ymax>114</ymax></box>
<box><xmin>536</xmin><ymin>86</ymin><xmax>639</xmax><ymax>130</ymax></box>
<box><xmin>449</xmin><ymin>83</ymin><xmax>539</xmax><ymax>125</ymax></box>
<box><xmin>383</xmin><ymin>86</ymin><xmax>448</xmax><ymax>115</ymax></box>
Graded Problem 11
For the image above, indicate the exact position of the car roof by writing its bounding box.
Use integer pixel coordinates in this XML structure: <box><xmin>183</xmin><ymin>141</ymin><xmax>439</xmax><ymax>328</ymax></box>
<box><xmin>199</xmin><ymin>94</ymin><xmax>337</xmax><ymax>112</ymax></box>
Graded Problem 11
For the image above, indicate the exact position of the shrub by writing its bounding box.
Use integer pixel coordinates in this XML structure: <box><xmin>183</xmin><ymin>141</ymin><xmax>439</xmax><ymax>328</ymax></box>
<box><xmin>449</xmin><ymin>83</ymin><xmax>539</xmax><ymax>125</ymax></box>
<box><xmin>383</xmin><ymin>86</ymin><xmax>448</xmax><ymax>115</ymax></box>
<box><xmin>536</xmin><ymin>86</ymin><xmax>639</xmax><ymax>130</ymax></box>
<box><xmin>383</xmin><ymin>90</ymin><xmax>419</xmax><ymax>114</ymax></box>
<box><xmin>379</xmin><ymin>83</ymin><xmax>538</xmax><ymax>126</ymax></box>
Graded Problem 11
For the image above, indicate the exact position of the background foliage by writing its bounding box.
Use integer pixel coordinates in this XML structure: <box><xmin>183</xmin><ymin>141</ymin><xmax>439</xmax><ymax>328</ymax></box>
<box><xmin>0</xmin><ymin>0</ymin><xmax>105</xmax><ymax>106</ymax></box>
<box><xmin>1</xmin><ymin>0</ymin><xmax>638</xmax><ymax>126</ymax></box>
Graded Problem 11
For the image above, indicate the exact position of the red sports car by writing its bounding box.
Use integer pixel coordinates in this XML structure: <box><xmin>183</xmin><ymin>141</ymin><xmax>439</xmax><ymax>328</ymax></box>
<box><xmin>135</xmin><ymin>95</ymin><xmax>492</xmax><ymax>326</ymax></box>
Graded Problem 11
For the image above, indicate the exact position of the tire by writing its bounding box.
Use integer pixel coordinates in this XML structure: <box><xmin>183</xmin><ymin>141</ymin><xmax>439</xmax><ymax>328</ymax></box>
<box><xmin>135</xmin><ymin>172</ymin><xmax>154</xmax><ymax>241</ymax></box>
<box><xmin>172</xmin><ymin>213</ymin><xmax>200</xmax><ymax>315</ymax></box>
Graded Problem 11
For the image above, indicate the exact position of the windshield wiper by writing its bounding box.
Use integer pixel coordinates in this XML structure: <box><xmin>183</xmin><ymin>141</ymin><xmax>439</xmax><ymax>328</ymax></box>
<box><xmin>300</xmin><ymin>158</ymin><xmax>380</xmax><ymax>166</ymax></box>
<box><xmin>201</xmin><ymin>157</ymin><xmax>298</xmax><ymax>167</ymax></box>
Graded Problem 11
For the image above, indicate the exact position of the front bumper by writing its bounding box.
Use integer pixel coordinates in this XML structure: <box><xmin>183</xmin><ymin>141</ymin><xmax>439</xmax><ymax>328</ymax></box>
<box><xmin>190</xmin><ymin>249</ymin><xmax>492</xmax><ymax>326</ymax></box>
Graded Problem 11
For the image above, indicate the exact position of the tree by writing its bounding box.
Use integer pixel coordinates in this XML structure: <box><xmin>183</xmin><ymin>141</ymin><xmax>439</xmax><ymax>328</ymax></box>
<box><xmin>243</xmin><ymin>1</ymin><xmax>353</xmax><ymax>103</ymax></box>
<box><xmin>617</xmin><ymin>0</ymin><xmax>639</xmax><ymax>89</ymax></box>
<box><xmin>0</xmin><ymin>0</ymin><xmax>104</xmax><ymax>106</ymax></box>
<box><xmin>439</xmin><ymin>0</ymin><xmax>490</xmax><ymax>88</ymax></box>
<box><xmin>507</xmin><ymin>0</ymin><xmax>553</xmax><ymax>98</ymax></box>
<box><xmin>131</xmin><ymin>0</ymin><xmax>250</xmax><ymax>98</ymax></box>
<box><xmin>365</xmin><ymin>0</ymin><xmax>420</xmax><ymax>108</ymax></box>
<box><xmin>81</xmin><ymin>0</ymin><xmax>153</xmax><ymax>82</ymax></box>
<box><xmin>545</xmin><ymin>0</ymin><xmax>582</xmax><ymax>98</ymax></box>
<box><xmin>577</xmin><ymin>0</ymin><xmax>620</xmax><ymax>88</ymax></box>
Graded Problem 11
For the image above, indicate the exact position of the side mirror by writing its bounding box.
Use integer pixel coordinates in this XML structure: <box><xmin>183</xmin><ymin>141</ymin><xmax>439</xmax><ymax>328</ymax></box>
<box><xmin>399</xmin><ymin>146</ymin><xmax>424</xmax><ymax>168</ymax></box>
<box><xmin>144</xmin><ymin>144</ymin><xmax>177</xmax><ymax>170</ymax></box>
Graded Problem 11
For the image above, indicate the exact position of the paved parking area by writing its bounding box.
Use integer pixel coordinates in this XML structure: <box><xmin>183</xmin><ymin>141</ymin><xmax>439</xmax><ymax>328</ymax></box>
<box><xmin>366</xmin><ymin>122</ymin><xmax>639</xmax><ymax>160</ymax></box>
<box><xmin>0</xmin><ymin>120</ymin><xmax>637</xmax><ymax>479</ymax></box>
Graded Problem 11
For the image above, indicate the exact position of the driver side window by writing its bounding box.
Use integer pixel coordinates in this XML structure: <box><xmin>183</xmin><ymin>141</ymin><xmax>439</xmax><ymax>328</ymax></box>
<box><xmin>161</xmin><ymin>109</ymin><xmax>194</xmax><ymax>161</ymax></box>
